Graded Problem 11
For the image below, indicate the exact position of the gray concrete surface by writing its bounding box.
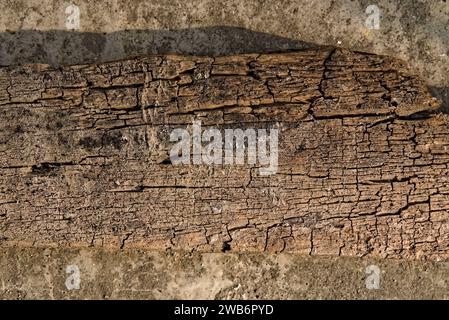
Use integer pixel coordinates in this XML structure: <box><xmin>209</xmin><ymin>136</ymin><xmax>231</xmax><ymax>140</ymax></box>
<box><xmin>0</xmin><ymin>0</ymin><xmax>447</xmax><ymax>108</ymax></box>
<box><xmin>0</xmin><ymin>0</ymin><xmax>448</xmax><ymax>299</ymax></box>
<box><xmin>2</xmin><ymin>248</ymin><xmax>449</xmax><ymax>299</ymax></box>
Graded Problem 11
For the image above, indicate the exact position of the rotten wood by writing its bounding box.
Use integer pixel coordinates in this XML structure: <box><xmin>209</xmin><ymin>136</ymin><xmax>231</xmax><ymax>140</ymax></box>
<box><xmin>0</xmin><ymin>47</ymin><xmax>447</xmax><ymax>260</ymax></box>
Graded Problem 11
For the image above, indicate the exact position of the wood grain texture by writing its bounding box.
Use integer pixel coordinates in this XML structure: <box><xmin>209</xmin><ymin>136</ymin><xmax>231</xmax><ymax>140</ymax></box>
<box><xmin>0</xmin><ymin>47</ymin><xmax>446</xmax><ymax>260</ymax></box>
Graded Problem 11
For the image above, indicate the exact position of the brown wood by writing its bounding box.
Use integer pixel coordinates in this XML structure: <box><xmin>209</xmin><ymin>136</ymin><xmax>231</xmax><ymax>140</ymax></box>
<box><xmin>0</xmin><ymin>47</ymin><xmax>447</xmax><ymax>260</ymax></box>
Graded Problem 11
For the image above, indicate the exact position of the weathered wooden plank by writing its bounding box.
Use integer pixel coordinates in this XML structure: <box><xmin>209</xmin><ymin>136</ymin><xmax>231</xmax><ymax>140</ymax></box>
<box><xmin>0</xmin><ymin>47</ymin><xmax>447</xmax><ymax>260</ymax></box>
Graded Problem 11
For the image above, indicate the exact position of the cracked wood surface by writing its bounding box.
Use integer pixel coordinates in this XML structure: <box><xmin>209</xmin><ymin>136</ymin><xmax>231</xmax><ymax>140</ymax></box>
<box><xmin>0</xmin><ymin>47</ymin><xmax>447</xmax><ymax>260</ymax></box>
